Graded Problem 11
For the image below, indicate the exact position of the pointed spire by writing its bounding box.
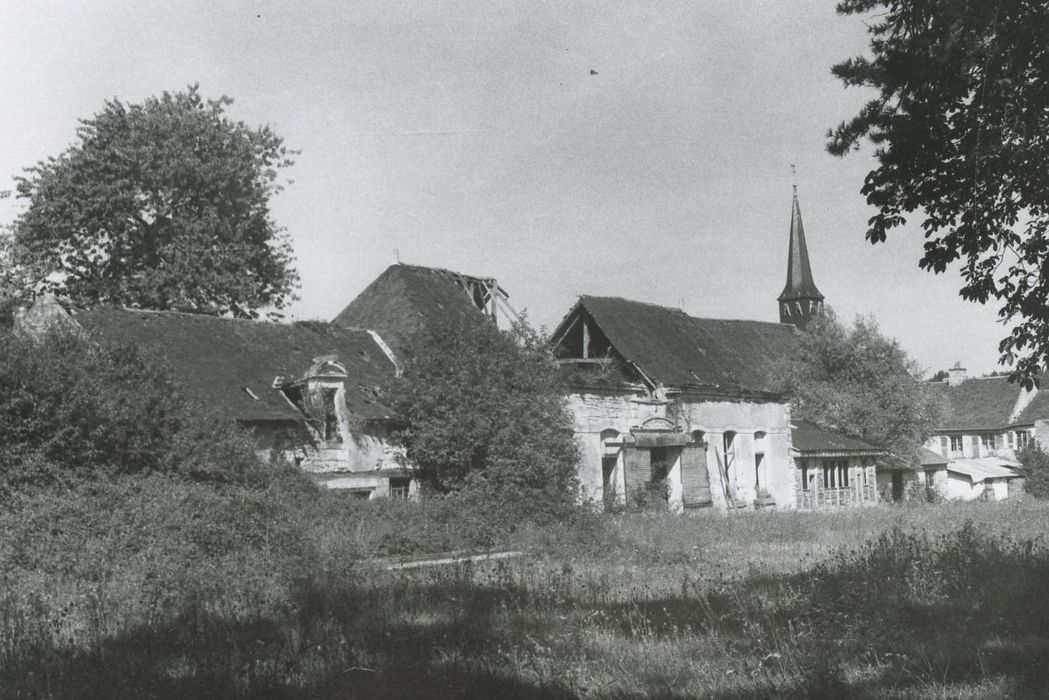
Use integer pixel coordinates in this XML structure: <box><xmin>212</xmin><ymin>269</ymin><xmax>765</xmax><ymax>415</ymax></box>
<box><xmin>777</xmin><ymin>186</ymin><xmax>824</xmax><ymax>327</ymax></box>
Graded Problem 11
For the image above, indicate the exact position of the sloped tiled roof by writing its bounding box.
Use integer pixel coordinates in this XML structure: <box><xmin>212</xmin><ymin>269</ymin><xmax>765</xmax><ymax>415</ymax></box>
<box><xmin>332</xmin><ymin>264</ymin><xmax>497</xmax><ymax>359</ymax></box>
<box><xmin>560</xmin><ymin>296</ymin><xmax>799</xmax><ymax>395</ymax></box>
<box><xmin>919</xmin><ymin>447</ymin><xmax>949</xmax><ymax>467</ymax></box>
<box><xmin>926</xmin><ymin>375</ymin><xmax>1049</xmax><ymax>431</ymax></box>
<box><xmin>73</xmin><ymin>308</ymin><xmax>396</xmax><ymax>422</ymax></box>
<box><xmin>1014</xmin><ymin>387</ymin><xmax>1049</xmax><ymax>425</ymax></box>
<box><xmin>790</xmin><ymin>421</ymin><xmax>886</xmax><ymax>455</ymax></box>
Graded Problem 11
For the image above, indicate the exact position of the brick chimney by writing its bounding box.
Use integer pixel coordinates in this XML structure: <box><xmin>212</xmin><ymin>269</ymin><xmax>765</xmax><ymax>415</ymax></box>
<box><xmin>947</xmin><ymin>361</ymin><xmax>968</xmax><ymax>387</ymax></box>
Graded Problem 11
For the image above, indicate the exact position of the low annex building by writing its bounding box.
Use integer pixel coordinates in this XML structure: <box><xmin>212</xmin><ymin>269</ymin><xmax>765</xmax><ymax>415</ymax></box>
<box><xmin>790</xmin><ymin>421</ymin><xmax>885</xmax><ymax>509</ymax></box>
<box><xmin>16</xmin><ymin>296</ymin><xmax>413</xmax><ymax>499</ymax></box>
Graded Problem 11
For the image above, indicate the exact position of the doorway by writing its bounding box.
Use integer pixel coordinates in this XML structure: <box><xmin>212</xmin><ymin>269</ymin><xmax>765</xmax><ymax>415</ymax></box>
<box><xmin>891</xmin><ymin>471</ymin><xmax>904</xmax><ymax>502</ymax></box>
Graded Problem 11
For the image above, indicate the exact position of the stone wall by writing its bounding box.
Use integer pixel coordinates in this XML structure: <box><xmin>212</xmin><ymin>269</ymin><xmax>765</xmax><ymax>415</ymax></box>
<box><xmin>566</xmin><ymin>390</ymin><xmax>794</xmax><ymax>512</ymax></box>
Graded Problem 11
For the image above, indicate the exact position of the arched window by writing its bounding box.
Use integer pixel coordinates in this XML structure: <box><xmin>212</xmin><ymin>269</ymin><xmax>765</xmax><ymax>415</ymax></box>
<box><xmin>723</xmin><ymin>430</ymin><xmax>737</xmax><ymax>453</ymax></box>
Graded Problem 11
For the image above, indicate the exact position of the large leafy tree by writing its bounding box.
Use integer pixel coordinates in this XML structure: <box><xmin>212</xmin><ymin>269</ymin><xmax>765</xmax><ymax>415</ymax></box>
<box><xmin>830</xmin><ymin>1</ymin><xmax>1049</xmax><ymax>385</ymax></box>
<box><xmin>775</xmin><ymin>311</ymin><xmax>946</xmax><ymax>467</ymax></box>
<box><xmin>384</xmin><ymin>318</ymin><xmax>579</xmax><ymax>511</ymax></box>
<box><xmin>12</xmin><ymin>86</ymin><xmax>298</xmax><ymax>318</ymax></box>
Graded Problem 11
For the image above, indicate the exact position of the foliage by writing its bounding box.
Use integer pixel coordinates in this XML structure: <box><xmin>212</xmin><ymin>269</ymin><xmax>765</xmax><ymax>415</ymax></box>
<box><xmin>830</xmin><ymin>0</ymin><xmax>1049</xmax><ymax>386</ymax></box>
<box><xmin>774</xmin><ymin>310</ymin><xmax>946</xmax><ymax>466</ymax></box>
<box><xmin>384</xmin><ymin>318</ymin><xmax>579</xmax><ymax>513</ymax></box>
<box><xmin>1017</xmin><ymin>444</ymin><xmax>1049</xmax><ymax>499</ymax></box>
<box><xmin>0</xmin><ymin>225</ymin><xmax>31</xmax><ymax>327</ymax></box>
<box><xmin>3</xmin><ymin>490</ymin><xmax>1049</xmax><ymax>697</ymax></box>
<box><xmin>11</xmin><ymin>85</ymin><xmax>299</xmax><ymax>318</ymax></box>
<box><xmin>928</xmin><ymin>368</ymin><xmax>949</xmax><ymax>383</ymax></box>
<box><xmin>0</xmin><ymin>327</ymin><xmax>266</xmax><ymax>490</ymax></box>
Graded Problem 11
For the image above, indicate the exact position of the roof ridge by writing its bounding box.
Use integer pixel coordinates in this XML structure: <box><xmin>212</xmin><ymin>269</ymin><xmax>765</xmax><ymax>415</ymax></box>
<box><xmin>579</xmin><ymin>294</ymin><xmax>796</xmax><ymax>329</ymax></box>
<box><xmin>393</xmin><ymin>262</ymin><xmax>499</xmax><ymax>284</ymax></box>
<box><xmin>78</xmin><ymin>306</ymin><xmax>373</xmax><ymax>335</ymax></box>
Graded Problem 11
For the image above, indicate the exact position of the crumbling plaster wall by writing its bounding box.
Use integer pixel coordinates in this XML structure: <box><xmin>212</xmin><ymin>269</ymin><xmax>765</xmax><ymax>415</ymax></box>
<box><xmin>566</xmin><ymin>391</ymin><xmax>794</xmax><ymax>511</ymax></box>
<box><xmin>296</xmin><ymin>380</ymin><xmax>403</xmax><ymax>474</ymax></box>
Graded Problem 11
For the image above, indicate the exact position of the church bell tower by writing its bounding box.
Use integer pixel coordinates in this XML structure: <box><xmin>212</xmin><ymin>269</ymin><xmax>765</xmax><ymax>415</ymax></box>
<box><xmin>777</xmin><ymin>185</ymin><xmax>824</xmax><ymax>328</ymax></box>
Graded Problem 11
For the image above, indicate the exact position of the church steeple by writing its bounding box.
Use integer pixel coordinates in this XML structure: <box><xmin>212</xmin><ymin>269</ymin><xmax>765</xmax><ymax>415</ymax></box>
<box><xmin>777</xmin><ymin>185</ymin><xmax>824</xmax><ymax>327</ymax></box>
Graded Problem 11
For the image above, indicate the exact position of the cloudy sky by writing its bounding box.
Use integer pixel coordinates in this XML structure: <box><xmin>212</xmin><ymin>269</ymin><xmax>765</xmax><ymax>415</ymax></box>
<box><xmin>1</xmin><ymin>0</ymin><xmax>1008</xmax><ymax>375</ymax></box>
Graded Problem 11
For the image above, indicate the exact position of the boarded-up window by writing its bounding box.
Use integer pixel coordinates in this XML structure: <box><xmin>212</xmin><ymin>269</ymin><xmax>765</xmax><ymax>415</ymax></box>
<box><xmin>623</xmin><ymin>445</ymin><xmax>649</xmax><ymax>500</ymax></box>
<box><xmin>680</xmin><ymin>442</ymin><xmax>711</xmax><ymax>506</ymax></box>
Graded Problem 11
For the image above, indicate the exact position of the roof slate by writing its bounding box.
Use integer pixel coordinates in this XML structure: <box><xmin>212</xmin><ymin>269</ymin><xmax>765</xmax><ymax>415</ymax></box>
<box><xmin>568</xmin><ymin>296</ymin><xmax>800</xmax><ymax>394</ymax></box>
<box><xmin>73</xmin><ymin>308</ymin><xmax>396</xmax><ymax>423</ymax></box>
<box><xmin>929</xmin><ymin>377</ymin><xmax>1017</xmax><ymax>431</ymax></box>
<box><xmin>790</xmin><ymin>421</ymin><xmax>886</xmax><ymax>455</ymax></box>
<box><xmin>332</xmin><ymin>264</ymin><xmax>495</xmax><ymax>359</ymax></box>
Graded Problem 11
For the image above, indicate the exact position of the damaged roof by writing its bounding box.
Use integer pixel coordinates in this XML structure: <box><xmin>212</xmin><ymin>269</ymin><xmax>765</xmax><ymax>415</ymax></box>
<box><xmin>332</xmin><ymin>263</ymin><xmax>499</xmax><ymax>359</ymax></box>
<box><xmin>73</xmin><ymin>307</ymin><xmax>397</xmax><ymax>423</ymax></box>
<box><xmin>555</xmin><ymin>295</ymin><xmax>800</xmax><ymax>395</ymax></box>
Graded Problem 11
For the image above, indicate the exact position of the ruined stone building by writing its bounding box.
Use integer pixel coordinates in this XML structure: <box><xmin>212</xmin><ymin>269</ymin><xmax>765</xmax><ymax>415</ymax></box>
<box><xmin>16</xmin><ymin>297</ymin><xmax>412</xmax><ymax>499</ymax></box>
<box><xmin>550</xmin><ymin>188</ymin><xmax>885</xmax><ymax>512</ymax></box>
<box><xmin>13</xmin><ymin>190</ymin><xmax>903</xmax><ymax>510</ymax></box>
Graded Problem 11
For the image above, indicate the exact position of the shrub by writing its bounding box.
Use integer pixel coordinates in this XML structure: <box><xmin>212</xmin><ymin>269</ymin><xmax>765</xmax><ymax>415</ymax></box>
<box><xmin>0</xmin><ymin>327</ymin><xmax>269</xmax><ymax>491</ymax></box>
<box><xmin>1018</xmin><ymin>444</ymin><xmax>1049</xmax><ymax>498</ymax></box>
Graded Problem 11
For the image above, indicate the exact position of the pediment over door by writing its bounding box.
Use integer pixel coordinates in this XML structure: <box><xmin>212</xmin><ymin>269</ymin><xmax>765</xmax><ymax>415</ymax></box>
<box><xmin>629</xmin><ymin>417</ymin><xmax>690</xmax><ymax>447</ymax></box>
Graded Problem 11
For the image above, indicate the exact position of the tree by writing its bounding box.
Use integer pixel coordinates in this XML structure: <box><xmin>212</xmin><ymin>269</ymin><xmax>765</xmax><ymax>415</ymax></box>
<box><xmin>11</xmin><ymin>85</ymin><xmax>298</xmax><ymax>318</ymax></box>
<box><xmin>829</xmin><ymin>1</ymin><xmax>1049</xmax><ymax>386</ymax></box>
<box><xmin>384</xmin><ymin>318</ymin><xmax>579</xmax><ymax>512</ymax></box>
<box><xmin>774</xmin><ymin>310</ymin><xmax>946</xmax><ymax>467</ymax></box>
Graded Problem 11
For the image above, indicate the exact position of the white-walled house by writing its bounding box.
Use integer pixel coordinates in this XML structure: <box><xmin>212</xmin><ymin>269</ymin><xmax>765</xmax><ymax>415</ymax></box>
<box><xmin>922</xmin><ymin>364</ymin><xmax>1031</xmax><ymax>500</ymax></box>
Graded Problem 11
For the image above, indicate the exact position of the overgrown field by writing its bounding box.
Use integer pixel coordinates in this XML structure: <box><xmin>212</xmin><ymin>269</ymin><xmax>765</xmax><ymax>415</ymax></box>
<box><xmin>3</xmin><ymin>481</ymin><xmax>1049</xmax><ymax>699</ymax></box>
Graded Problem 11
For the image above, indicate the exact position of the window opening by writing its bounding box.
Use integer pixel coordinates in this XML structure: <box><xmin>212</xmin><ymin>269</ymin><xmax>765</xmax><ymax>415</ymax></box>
<box><xmin>390</xmin><ymin>478</ymin><xmax>410</xmax><ymax>499</ymax></box>
<box><xmin>322</xmin><ymin>388</ymin><xmax>341</xmax><ymax>443</ymax></box>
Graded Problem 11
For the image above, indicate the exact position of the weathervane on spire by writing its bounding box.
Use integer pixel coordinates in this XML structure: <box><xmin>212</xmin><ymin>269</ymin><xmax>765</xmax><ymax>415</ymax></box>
<box><xmin>790</xmin><ymin>163</ymin><xmax>797</xmax><ymax>193</ymax></box>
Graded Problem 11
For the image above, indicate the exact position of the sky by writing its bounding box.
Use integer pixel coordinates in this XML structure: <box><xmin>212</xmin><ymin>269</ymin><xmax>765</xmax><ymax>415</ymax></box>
<box><xmin>0</xmin><ymin>0</ymin><xmax>1009</xmax><ymax>376</ymax></box>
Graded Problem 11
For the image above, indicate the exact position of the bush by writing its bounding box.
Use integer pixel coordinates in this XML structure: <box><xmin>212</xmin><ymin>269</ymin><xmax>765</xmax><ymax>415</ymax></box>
<box><xmin>0</xmin><ymin>327</ymin><xmax>269</xmax><ymax>491</ymax></box>
<box><xmin>1018</xmin><ymin>444</ymin><xmax>1049</xmax><ymax>498</ymax></box>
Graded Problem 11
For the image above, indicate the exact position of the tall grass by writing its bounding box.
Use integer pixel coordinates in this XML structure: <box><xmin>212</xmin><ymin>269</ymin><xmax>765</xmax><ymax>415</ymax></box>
<box><xmin>3</xmin><ymin>487</ymin><xmax>1049</xmax><ymax>698</ymax></box>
